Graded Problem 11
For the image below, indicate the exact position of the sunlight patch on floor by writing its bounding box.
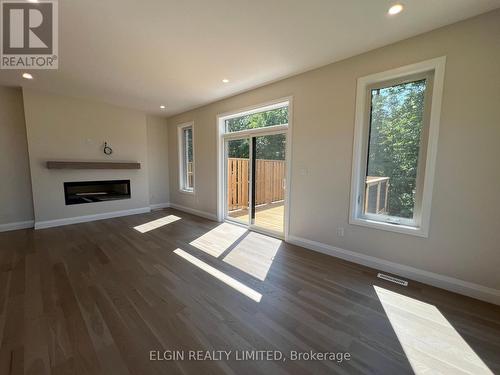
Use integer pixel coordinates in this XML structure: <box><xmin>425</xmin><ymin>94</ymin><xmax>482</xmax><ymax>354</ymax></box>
<box><xmin>133</xmin><ymin>215</ymin><xmax>181</xmax><ymax>233</ymax></box>
<box><xmin>189</xmin><ymin>222</ymin><xmax>247</xmax><ymax>257</ymax></box>
<box><xmin>374</xmin><ymin>286</ymin><xmax>493</xmax><ymax>374</ymax></box>
<box><xmin>174</xmin><ymin>248</ymin><xmax>262</xmax><ymax>302</ymax></box>
<box><xmin>223</xmin><ymin>231</ymin><xmax>281</xmax><ymax>280</ymax></box>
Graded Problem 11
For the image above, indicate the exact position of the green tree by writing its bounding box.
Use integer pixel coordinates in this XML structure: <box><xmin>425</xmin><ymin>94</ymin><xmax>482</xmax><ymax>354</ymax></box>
<box><xmin>368</xmin><ymin>80</ymin><xmax>426</xmax><ymax>218</ymax></box>
<box><xmin>226</xmin><ymin>107</ymin><xmax>288</xmax><ymax>160</ymax></box>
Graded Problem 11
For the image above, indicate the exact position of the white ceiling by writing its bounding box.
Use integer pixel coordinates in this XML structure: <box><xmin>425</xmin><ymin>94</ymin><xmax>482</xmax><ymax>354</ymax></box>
<box><xmin>0</xmin><ymin>0</ymin><xmax>498</xmax><ymax>116</ymax></box>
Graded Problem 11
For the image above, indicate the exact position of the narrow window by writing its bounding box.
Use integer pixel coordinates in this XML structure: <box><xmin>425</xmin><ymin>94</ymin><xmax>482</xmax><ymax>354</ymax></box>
<box><xmin>350</xmin><ymin>58</ymin><xmax>445</xmax><ymax>237</ymax></box>
<box><xmin>178</xmin><ymin>122</ymin><xmax>194</xmax><ymax>192</ymax></box>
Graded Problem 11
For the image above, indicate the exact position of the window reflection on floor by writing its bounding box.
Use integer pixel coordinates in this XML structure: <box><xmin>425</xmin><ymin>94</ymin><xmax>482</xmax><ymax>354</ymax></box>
<box><xmin>223</xmin><ymin>231</ymin><xmax>281</xmax><ymax>281</ymax></box>
<box><xmin>189</xmin><ymin>222</ymin><xmax>247</xmax><ymax>257</ymax></box>
<box><xmin>374</xmin><ymin>286</ymin><xmax>493</xmax><ymax>374</ymax></box>
<box><xmin>133</xmin><ymin>215</ymin><xmax>181</xmax><ymax>233</ymax></box>
<box><xmin>174</xmin><ymin>248</ymin><xmax>262</xmax><ymax>302</ymax></box>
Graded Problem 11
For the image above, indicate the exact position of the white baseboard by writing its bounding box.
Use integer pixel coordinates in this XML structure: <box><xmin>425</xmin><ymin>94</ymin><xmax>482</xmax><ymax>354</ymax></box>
<box><xmin>287</xmin><ymin>235</ymin><xmax>500</xmax><ymax>306</ymax></box>
<box><xmin>34</xmin><ymin>207</ymin><xmax>151</xmax><ymax>230</ymax></box>
<box><xmin>0</xmin><ymin>220</ymin><xmax>35</xmax><ymax>232</ymax></box>
<box><xmin>169</xmin><ymin>203</ymin><xmax>218</xmax><ymax>221</ymax></box>
<box><xmin>150</xmin><ymin>202</ymin><xmax>170</xmax><ymax>210</ymax></box>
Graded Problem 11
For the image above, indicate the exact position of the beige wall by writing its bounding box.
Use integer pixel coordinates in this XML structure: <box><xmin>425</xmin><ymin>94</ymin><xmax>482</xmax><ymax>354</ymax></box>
<box><xmin>147</xmin><ymin>115</ymin><xmax>169</xmax><ymax>205</ymax></box>
<box><xmin>0</xmin><ymin>87</ymin><xmax>34</xmax><ymax>225</ymax></box>
<box><xmin>23</xmin><ymin>89</ymin><xmax>150</xmax><ymax>223</ymax></box>
<box><xmin>167</xmin><ymin>10</ymin><xmax>500</xmax><ymax>290</ymax></box>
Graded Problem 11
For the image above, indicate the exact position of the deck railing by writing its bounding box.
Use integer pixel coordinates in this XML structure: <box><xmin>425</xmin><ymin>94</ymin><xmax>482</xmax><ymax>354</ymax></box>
<box><xmin>227</xmin><ymin>158</ymin><xmax>285</xmax><ymax>211</ymax></box>
<box><xmin>187</xmin><ymin>161</ymin><xmax>194</xmax><ymax>188</ymax></box>
<box><xmin>223</xmin><ymin>160</ymin><xmax>388</xmax><ymax>215</ymax></box>
<box><xmin>365</xmin><ymin>176</ymin><xmax>390</xmax><ymax>214</ymax></box>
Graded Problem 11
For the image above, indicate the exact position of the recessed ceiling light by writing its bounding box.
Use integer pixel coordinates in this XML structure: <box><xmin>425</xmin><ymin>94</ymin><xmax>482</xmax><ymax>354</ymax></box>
<box><xmin>388</xmin><ymin>4</ymin><xmax>403</xmax><ymax>15</ymax></box>
<box><xmin>28</xmin><ymin>0</ymin><xmax>39</xmax><ymax>3</ymax></box>
<box><xmin>22</xmin><ymin>73</ymin><xmax>33</xmax><ymax>80</ymax></box>
<box><xmin>160</xmin><ymin>105</ymin><xmax>166</xmax><ymax>109</ymax></box>
<box><xmin>222</xmin><ymin>79</ymin><xmax>229</xmax><ymax>83</ymax></box>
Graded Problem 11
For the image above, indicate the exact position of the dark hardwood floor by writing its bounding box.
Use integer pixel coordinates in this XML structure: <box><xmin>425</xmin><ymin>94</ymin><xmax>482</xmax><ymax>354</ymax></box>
<box><xmin>0</xmin><ymin>208</ymin><xmax>499</xmax><ymax>374</ymax></box>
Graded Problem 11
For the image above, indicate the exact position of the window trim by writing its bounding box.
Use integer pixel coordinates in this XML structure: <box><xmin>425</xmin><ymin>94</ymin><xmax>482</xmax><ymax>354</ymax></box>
<box><xmin>216</xmin><ymin>96</ymin><xmax>293</xmax><ymax>240</ymax></box>
<box><xmin>177</xmin><ymin>121</ymin><xmax>195</xmax><ymax>194</ymax></box>
<box><xmin>362</xmin><ymin>72</ymin><xmax>433</xmax><ymax>228</ymax></box>
<box><xmin>349</xmin><ymin>57</ymin><xmax>446</xmax><ymax>237</ymax></box>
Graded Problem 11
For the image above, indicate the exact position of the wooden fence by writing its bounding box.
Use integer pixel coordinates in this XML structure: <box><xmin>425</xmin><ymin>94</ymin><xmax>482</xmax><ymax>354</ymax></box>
<box><xmin>225</xmin><ymin>161</ymin><xmax>388</xmax><ymax>214</ymax></box>
<box><xmin>227</xmin><ymin>158</ymin><xmax>285</xmax><ymax>211</ymax></box>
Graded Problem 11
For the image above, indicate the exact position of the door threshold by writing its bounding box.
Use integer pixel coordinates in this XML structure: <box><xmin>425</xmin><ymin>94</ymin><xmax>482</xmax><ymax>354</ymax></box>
<box><xmin>223</xmin><ymin>219</ymin><xmax>284</xmax><ymax>240</ymax></box>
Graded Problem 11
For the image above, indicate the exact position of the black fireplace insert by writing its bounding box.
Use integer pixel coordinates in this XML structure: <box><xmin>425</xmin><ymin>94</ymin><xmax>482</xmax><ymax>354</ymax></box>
<box><xmin>64</xmin><ymin>180</ymin><xmax>131</xmax><ymax>205</ymax></box>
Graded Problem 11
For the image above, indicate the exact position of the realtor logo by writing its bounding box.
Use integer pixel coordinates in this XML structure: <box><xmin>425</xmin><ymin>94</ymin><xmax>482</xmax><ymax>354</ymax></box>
<box><xmin>1</xmin><ymin>0</ymin><xmax>58</xmax><ymax>69</ymax></box>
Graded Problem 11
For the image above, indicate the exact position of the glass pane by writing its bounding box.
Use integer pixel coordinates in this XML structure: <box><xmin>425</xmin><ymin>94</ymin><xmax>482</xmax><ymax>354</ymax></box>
<box><xmin>254</xmin><ymin>133</ymin><xmax>286</xmax><ymax>233</ymax></box>
<box><xmin>226</xmin><ymin>138</ymin><xmax>250</xmax><ymax>224</ymax></box>
<box><xmin>184</xmin><ymin>127</ymin><xmax>193</xmax><ymax>189</ymax></box>
<box><xmin>365</xmin><ymin>79</ymin><xmax>427</xmax><ymax>220</ymax></box>
<box><xmin>225</xmin><ymin>106</ymin><xmax>288</xmax><ymax>133</ymax></box>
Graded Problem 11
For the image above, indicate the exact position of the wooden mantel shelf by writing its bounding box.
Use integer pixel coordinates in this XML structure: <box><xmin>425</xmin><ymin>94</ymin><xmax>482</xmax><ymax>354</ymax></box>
<box><xmin>46</xmin><ymin>161</ymin><xmax>141</xmax><ymax>170</ymax></box>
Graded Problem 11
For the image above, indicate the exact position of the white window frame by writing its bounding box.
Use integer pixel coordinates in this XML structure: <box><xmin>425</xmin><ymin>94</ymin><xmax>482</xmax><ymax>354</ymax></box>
<box><xmin>177</xmin><ymin>121</ymin><xmax>195</xmax><ymax>194</ymax></box>
<box><xmin>349</xmin><ymin>57</ymin><xmax>446</xmax><ymax>237</ymax></box>
<box><xmin>216</xmin><ymin>97</ymin><xmax>293</xmax><ymax>240</ymax></box>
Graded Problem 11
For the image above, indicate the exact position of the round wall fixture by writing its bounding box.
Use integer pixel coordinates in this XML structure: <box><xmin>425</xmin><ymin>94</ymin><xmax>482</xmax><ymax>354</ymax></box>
<box><xmin>103</xmin><ymin>142</ymin><xmax>113</xmax><ymax>155</ymax></box>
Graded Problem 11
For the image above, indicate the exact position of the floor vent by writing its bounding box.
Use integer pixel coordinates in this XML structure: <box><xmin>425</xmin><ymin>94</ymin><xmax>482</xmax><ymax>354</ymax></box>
<box><xmin>377</xmin><ymin>273</ymin><xmax>408</xmax><ymax>286</ymax></box>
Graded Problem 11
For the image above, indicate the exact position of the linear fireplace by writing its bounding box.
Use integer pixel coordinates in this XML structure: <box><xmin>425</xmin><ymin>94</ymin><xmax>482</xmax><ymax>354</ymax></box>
<box><xmin>64</xmin><ymin>180</ymin><xmax>131</xmax><ymax>205</ymax></box>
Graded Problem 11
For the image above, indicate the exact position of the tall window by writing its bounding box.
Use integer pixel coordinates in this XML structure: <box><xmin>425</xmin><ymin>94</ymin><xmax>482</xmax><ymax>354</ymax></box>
<box><xmin>178</xmin><ymin>122</ymin><xmax>194</xmax><ymax>192</ymax></box>
<box><xmin>350</xmin><ymin>58</ymin><xmax>445</xmax><ymax>237</ymax></box>
<box><xmin>366</xmin><ymin>77</ymin><xmax>428</xmax><ymax>222</ymax></box>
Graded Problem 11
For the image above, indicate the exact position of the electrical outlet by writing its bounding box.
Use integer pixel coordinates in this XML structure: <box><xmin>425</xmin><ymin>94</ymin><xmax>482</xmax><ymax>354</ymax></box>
<box><xmin>337</xmin><ymin>226</ymin><xmax>344</xmax><ymax>237</ymax></box>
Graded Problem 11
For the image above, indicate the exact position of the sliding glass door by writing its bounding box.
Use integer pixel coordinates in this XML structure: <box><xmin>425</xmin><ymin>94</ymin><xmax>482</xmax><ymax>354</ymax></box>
<box><xmin>224</xmin><ymin>133</ymin><xmax>286</xmax><ymax>236</ymax></box>
<box><xmin>253</xmin><ymin>133</ymin><xmax>286</xmax><ymax>234</ymax></box>
<box><xmin>226</xmin><ymin>138</ymin><xmax>250</xmax><ymax>225</ymax></box>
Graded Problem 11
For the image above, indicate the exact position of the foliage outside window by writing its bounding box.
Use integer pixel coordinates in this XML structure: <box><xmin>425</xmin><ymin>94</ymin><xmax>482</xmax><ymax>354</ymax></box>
<box><xmin>225</xmin><ymin>106</ymin><xmax>288</xmax><ymax>133</ymax></box>
<box><xmin>366</xmin><ymin>79</ymin><xmax>427</xmax><ymax>220</ymax></box>
<box><xmin>226</xmin><ymin>106</ymin><xmax>287</xmax><ymax>160</ymax></box>
<box><xmin>350</xmin><ymin>58</ymin><xmax>444</xmax><ymax>236</ymax></box>
<box><xmin>179</xmin><ymin>124</ymin><xmax>194</xmax><ymax>192</ymax></box>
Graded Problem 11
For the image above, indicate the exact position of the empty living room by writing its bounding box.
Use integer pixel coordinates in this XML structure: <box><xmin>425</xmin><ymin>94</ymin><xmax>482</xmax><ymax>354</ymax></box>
<box><xmin>1</xmin><ymin>0</ymin><xmax>499</xmax><ymax>374</ymax></box>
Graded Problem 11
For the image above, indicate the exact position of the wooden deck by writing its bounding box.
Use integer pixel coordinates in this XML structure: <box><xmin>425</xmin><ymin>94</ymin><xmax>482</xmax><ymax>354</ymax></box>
<box><xmin>229</xmin><ymin>202</ymin><xmax>284</xmax><ymax>233</ymax></box>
